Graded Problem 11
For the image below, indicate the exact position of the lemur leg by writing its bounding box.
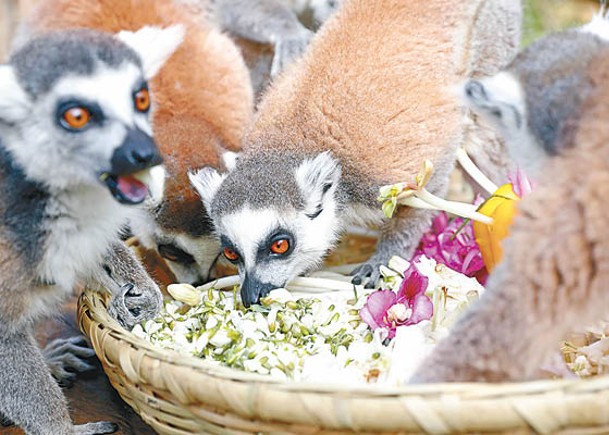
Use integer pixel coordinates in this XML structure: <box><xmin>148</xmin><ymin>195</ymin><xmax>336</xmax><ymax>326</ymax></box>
<box><xmin>42</xmin><ymin>336</ymin><xmax>96</xmax><ymax>387</ymax></box>
<box><xmin>0</xmin><ymin>328</ymin><xmax>116</xmax><ymax>435</ymax></box>
<box><xmin>214</xmin><ymin>0</ymin><xmax>313</xmax><ymax>76</ymax></box>
<box><xmin>90</xmin><ymin>241</ymin><xmax>163</xmax><ymax>330</ymax></box>
<box><xmin>2</xmin><ymin>336</ymin><xmax>97</xmax><ymax>427</ymax></box>
<box><xmin>352</xmin><ymin>207</ymin><xmax>434</xmax><ymax>288</ymax></box>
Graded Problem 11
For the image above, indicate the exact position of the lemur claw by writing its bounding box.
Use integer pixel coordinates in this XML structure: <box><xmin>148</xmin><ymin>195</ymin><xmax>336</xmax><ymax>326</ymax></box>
<box><xmin>42</xmin><ymin>336</ymin><xmax>96</xmax><ymax>387</ymax></box>
<box><xmin>350</xmin><ymin>263</ymin><xmax>382</xmax><ymax>289</ymax></box>
<box><xmin>108</xmin><ymin>282</ymin><xmax>162</xmax><ymax>330</ymax></box>
<box><xmin>74</xmin><ymin>421</ymin><xmax>119</xmax><ymax>434</ymax></box>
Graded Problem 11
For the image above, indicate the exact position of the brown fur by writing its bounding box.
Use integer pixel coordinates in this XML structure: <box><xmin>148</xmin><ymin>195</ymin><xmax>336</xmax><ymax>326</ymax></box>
<box><xmin>22</xmin><ymin>0</ymin><xmax>253</xmax><ymax>237</ymax></box>
<box><xmin>246</xmin><ymin>0</ymin><xmax>520</xmax><ymax>192</ymax></box>
<box><xmin>412</xmin><ymin>50</ymin><xmax>609</xmax><ymax>382</ymax></box>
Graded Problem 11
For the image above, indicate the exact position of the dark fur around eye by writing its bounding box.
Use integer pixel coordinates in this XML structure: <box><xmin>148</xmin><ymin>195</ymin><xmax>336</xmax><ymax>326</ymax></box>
<box><xmin>56</xmin><ymin>99</ymin><xmax>103</xmax><ymax>132</ymax></box>
<box><xmin>266</xmin><ymin>232</ymin><xmax>295</xmax><ymax>258</ymax></box>
<box><xmin>158</xmin><ymin>243</ymin><xmax>196</xmax><ymax>265</ymax></box>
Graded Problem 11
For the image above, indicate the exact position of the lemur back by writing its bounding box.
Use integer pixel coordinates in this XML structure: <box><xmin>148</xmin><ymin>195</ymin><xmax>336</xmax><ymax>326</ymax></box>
<box><xmin>248</xmin><ymin>1</ymin><xmax>469</xmax><ymax>189</ymax></box>
<box><xmin>21</xmin><ymin>0</ymin><xmax>255</xmax><ymax>285</ymax></box>
<box><xmin>413</xmin><ymin>15</ymin><xmax>609</xmax><ymax>383</ymax></box>
<box><xmin>192</xmin><ymin>0</ymin><xmax>522</xmax><ymax>306</ymax></box>
<box><xmin>248</xmin><ymin>0</ymin><xmax>521</xmax><ymax>184</ymax></box>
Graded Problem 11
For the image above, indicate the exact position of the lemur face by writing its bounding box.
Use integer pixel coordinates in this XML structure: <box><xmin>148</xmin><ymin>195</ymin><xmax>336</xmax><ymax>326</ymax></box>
<box><xmin>190</xmin><ymin>152</ymin><xmax>342</xmax><ymax>306</ymax></box>
<box><xmin>129</xmin><ymin>208</ymin><xmax>222</xmax><ymax>285</ymax></box>
<box><xmin>155</xmin><ymin>233</ymin><xmax>221</xmax><ymax>285</ymax></box>
<box><xmin>461</xmin><ymin>72</ymin><xmax>544</xmax><ymax>175</ymax></box>
<box><xmin>0</xmin><ymin>27</ymin><xmax>184</xmax><ymax>203</ymax></box>
<box><xmin>462</xmin><ymin>15</ymin><xmax>609</xmax><ymax>177</ymax></box>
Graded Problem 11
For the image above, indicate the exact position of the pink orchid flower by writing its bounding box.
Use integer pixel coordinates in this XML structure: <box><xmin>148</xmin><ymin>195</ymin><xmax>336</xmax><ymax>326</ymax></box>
<box><xmin>508</xmin><ymin>168</ymin><xmax>535</xmax><ymax>198</ymax></box>
<box><xmin>414</xmin><ymin>212</ymin><xmax>487</xmax><ymax>283</ymax></box>
<box><xmin>360</xmin><ymin>264</ymin><xmax>433</xmax><ymax>339</ymax></box>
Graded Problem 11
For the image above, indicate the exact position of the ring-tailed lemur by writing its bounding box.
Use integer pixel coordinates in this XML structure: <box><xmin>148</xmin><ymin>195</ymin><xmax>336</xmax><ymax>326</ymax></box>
<box><xmin>411</xmin><ymin>11</ymin><xmax>609</xmax><ymax>383</ymax></box>
<box><xmin>459</xmin><ymin>11</ymin><xmax>609</xmax><ymax>178</ymax></box>
<box><xmin>190</xmin><ymin>0</ymin><xmax>522</xmax><ymax>307</ymax></box>
<box><xmin>21</xmin><ymin>0</ymin><xmax>254</xmax><ymax>287</ymax></box>
<box><xmin>0</xmin><ymin>27</ymin><xmax>181</xmax><ymax>433</ymax></box>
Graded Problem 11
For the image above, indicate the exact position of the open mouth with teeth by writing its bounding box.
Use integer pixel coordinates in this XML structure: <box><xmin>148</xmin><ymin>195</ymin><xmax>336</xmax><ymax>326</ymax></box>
<box><xmin>100</xmin><ymin>169</ymin><xmax>155</xmax><ymax>205</ymax></box>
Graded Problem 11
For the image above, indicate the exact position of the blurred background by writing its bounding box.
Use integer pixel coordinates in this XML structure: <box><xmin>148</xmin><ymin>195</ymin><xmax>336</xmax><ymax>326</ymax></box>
<box><xmin>0</xmin><ymin>0</ymin><xmax>603</xmax><ymax>61</ymax></box>
<box><xmin>523</xmin><ymin>0</ymin><xmax>599</xmax><ymax>45</ymax></box>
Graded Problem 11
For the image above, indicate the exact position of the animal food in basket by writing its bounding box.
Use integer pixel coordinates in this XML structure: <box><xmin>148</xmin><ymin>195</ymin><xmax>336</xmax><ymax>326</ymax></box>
<box><xmin>132</xmin><ymin>255</ymin><xmax>485</xmax><ymax>386</ymax></box>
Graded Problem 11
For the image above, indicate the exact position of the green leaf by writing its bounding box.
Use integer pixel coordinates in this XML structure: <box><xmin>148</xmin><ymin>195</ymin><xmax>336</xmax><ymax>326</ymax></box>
<box><xmin>382</xmin><ymin>199</ymin><xmax>397</xmax><ymax>219</ymax></box>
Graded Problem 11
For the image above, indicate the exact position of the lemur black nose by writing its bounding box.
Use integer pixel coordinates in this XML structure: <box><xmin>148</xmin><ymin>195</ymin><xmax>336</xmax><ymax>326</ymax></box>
<box><xmin>110</xmin><ymin>127</ymin><xmax>163</xmax><ymax>175</ymax></box>
<box><xmin>241</xmin><ymin>274</ymin><xmax>276</xmax><ymax>307</ymax></box>
<box><xmin>131</xmin><ymin>147</ymin><xmax>155</xmax><ymax>164</ymax></box>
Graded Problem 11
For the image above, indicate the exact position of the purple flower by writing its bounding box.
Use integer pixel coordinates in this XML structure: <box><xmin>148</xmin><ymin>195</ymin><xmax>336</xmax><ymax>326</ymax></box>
<box><xmin>414</xmin><ymin>212</ymin><xmax>487</xmax><ymax>283</ymax></box>
<box><xmin>360</xmin><ymin>264</ymin><xmax>433</xmax><ymax>339</ymax></box>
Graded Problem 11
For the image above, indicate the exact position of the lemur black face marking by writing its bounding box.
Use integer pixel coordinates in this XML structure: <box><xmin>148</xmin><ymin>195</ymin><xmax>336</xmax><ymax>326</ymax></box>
<box><xmin>221</xmin><ymin>236</ymin><xmax>242</xmax><ymax>263</ymax></box>
<box><xmin>221</xmin><ymin>229</ymin><xmax>296</xmax><ymax>266</ymax></box>
<box><xmin>56</xmin><ymin>99</ymin><xmax>104</xmax><ymax>132</ymax></box>
<box><xmin>132</xmin><ymin>82</ymin><xmax>151</xmax><ymax>113</ymax></box>
<box><xmin>258</xmin><ymin>231</ymin><xmax>295</xmax><ymax>262</ymax></box>
<box><xmin>158</xmin><ymin>242</ymin><xmax>196</xmax><ymax>265</ymax></box>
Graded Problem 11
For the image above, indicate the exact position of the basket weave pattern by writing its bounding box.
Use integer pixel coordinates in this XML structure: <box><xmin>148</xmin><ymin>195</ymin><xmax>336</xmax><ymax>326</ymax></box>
<box><xmin>78</xmin><ymin>289</ymin><xmax>609</xmax><ymax>435</ymax></box>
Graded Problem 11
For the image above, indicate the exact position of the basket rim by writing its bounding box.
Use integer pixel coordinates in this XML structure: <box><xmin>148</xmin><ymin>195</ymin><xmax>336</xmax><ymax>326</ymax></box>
<box><xmin>80</xmin><ymin>288</ymin><xmax>609</xmax><ymax>399</ymax></box>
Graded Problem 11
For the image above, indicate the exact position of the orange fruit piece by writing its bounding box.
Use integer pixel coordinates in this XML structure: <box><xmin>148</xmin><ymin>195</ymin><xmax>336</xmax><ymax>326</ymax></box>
<box><xmin>473</xmin><ymin>183</ymin><xmax>520</xmax><ymax>272</ymax></box>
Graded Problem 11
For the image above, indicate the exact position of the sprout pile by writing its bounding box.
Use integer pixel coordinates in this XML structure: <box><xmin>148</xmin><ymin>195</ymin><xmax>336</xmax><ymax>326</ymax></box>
<box><xmin>132</xmin><ymin>256</ymin><xmax>485</xmax><ymax>385</ymax></box>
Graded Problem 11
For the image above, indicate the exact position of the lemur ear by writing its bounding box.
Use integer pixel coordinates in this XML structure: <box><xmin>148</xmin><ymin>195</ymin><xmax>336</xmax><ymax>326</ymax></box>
<box><xmin>295</xmin><ymin>151</ymin><xmax>341</xmax><ymax>219</ymax></box>
<box><xmin>221</xmin><ymin>151</ymin><xmax>239</xmax><ymax>171</ymax></box>
<box><xmin>0</xmin><ymin>65</ymin><xmax>30</xmax><ymax>123</ymax></box>
<box><xmin>116</xmin><ymin>25</ymin><xmax>185</xmax><ymax>80</ymax></box>
<box><xmin>462</xmin><ymin>73</ymin><xmax>524</xmax><ymax>132</ymax></box>
<box><xmin>189</xmin><ymin>167</ymin><xmax>227</xmax><ymax>212</ymax></box>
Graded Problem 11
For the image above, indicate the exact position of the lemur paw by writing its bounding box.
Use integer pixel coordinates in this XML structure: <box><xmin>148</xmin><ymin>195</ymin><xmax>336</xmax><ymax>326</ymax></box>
<box><xmin>108</xmin><ymin>282</ymin><xmax>162</xmax><ymax>330</ymax></box>
<box><xmin>270</xmin><ymin>30</ymin><xmax>313</xmax><ymax>77</ymax></box>
<box><xmin>42</xmin><ymin>336</ymin><xmax>96</xmax><ymax>387</ymax></box>
<box><xmin>350</xmin><ymin>262</ymin><xmax>383</xmax><ymax>289</ymax></box>
<box><xmin>74</xmin><ymin>421</ymin><xmax>118</xmax><ymax>434</ymax></box>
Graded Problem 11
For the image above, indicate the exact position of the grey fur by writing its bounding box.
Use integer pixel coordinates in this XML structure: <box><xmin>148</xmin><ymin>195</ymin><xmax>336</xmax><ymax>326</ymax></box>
<box><xmin>92</xmin><ymin>241</ymin><xmax>163</xmax><ymax>330</ymax></box>
<box><xmin>511</xmin><ymin>31</ymin><xmax>604</xmax><ymax>155</ymax></box>
<box><xmin>211</xmin><ymin>151</ymin><xmax>309</xmax><ymax>214</ymax></box>
<box><xmin>211</xmin><ymin>149</ymin><xmax>376</xmax><ymax>216</ymax></box>
<box><xmin>211</xmin><ymin>0</ymin><xmax>314</xmax><ymax>89</ymax></box>
<box><xmin>10</xmin><ymin>29</ymin><xmax>141</xmax><ymax>97</ymax></box>
<box><xmin>464</xmin><ymin>28</ymin><xmax>609</xmax><ymax>174</ymax></box>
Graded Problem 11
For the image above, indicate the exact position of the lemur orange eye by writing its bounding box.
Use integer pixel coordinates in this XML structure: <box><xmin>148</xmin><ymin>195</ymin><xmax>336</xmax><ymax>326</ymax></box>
<box><xmin>134</xmin><ymin>88</ymin><xmax>150</xmax><ymax>112</ymax></box>
<box><xmin>223</xmin><ymin>247</ymin><xmax>240</xmax><ymax>262</ymax></box>
<box><xmin>270</xmin><ymin>239</ymin><xmax>290</xmax><ymax>255</ymax></box>
<box><xmin>62</xmin><ymin>107</ymin><xmax>91</xmax><ymax>129</ymax></box>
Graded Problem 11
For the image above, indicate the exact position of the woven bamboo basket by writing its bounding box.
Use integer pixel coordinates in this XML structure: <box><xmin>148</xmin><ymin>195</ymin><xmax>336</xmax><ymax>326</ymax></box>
<box><xmin>77</xmin><ymin>234</ymin><xmax>609</xmax><ymax>434</ymax></box>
